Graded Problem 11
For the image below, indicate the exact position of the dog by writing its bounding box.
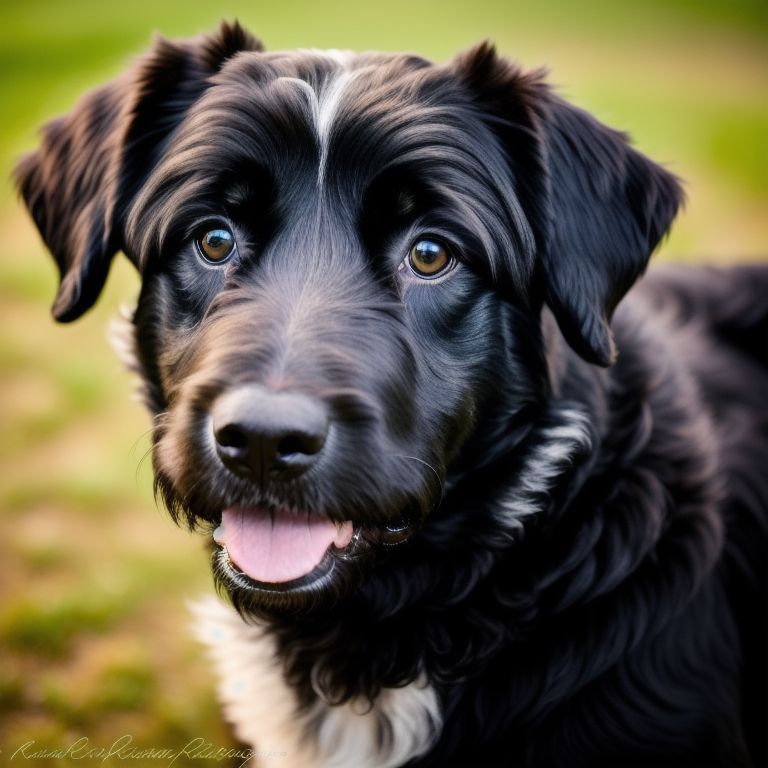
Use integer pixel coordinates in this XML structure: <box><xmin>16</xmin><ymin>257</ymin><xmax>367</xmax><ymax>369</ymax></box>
<box><xmin>17</xmin><ymin>20</ymin><xmax>768</xmax><ymax>767</ymax></box>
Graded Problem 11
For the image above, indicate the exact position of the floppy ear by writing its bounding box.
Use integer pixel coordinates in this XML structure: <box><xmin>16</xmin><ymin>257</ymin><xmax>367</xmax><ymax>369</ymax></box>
<box><xmin>537</xmin><ymin>92</ymin><xmax>683</xmax><ymax>365</ymax></box>
<box><xmin>16</xmin><ymin>20</ymin><xmax>262</xmax><ymax>322</ymax></box>
<box><xmin>453</xmin><ymin>43</ymin><xmax>683</xmax><ymax>366</ymax></box>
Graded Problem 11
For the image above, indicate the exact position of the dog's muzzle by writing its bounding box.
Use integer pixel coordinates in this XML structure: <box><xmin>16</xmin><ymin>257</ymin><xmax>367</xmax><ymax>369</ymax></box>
<box><xmin>208</xmin><ymin>384</ymin><xmax>418</xmax><ymax>595</ymax></box>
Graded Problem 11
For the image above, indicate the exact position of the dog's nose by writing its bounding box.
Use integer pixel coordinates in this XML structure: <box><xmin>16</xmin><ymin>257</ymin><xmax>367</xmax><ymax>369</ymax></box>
<box><xmin>211</xmin><ymin>385</ymin><xmax>328</xmax><ymax>482</ymax></box>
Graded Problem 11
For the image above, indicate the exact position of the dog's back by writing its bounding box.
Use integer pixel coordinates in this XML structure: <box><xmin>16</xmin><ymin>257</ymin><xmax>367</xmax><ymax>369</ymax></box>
<box><xmin>628</xmin><ymin>265</ymin><xmax>768</xmax><ymax>766</ymax></box>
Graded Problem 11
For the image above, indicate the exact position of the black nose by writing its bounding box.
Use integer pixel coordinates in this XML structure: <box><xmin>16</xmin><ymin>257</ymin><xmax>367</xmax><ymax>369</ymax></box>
<box><xmin>211</xmin><ymin>385</ymin><xmax>328</xmax><ymax>482</ymax></box>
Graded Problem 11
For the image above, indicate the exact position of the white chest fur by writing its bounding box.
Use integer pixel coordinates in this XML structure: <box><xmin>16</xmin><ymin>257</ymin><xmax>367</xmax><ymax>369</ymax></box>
<box><xmin>190</xmin><ymin>596</ymin><xmax>442</xmax><ymax>768</ymax></box>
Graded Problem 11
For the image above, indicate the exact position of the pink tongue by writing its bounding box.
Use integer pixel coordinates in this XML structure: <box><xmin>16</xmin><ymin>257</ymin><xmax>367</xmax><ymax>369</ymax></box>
<box><xmin>215</xmin><ymin>507</ymin><xmax>354</xmax><ymax>583</ymax></box>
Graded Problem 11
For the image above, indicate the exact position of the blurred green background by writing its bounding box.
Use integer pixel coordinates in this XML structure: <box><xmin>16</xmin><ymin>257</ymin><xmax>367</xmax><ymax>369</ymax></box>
<box><xmin>1</xmin><ymin>0</ymin><xmax>766</xmax><ymax>765</ymax></box>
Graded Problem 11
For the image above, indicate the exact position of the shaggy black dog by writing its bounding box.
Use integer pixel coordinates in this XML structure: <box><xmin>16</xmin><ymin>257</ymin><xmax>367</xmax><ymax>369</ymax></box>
<box><xmin>18</xmin><ymin>21</ymin><xmax>768</xmax><ymax>768</ymax></box>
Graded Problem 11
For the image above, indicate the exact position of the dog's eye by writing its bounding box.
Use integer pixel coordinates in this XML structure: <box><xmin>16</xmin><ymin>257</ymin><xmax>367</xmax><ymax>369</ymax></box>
<box><xmin>408</xmin><ymin>240</ymin><xmax>451</xmax><ymax>278</ymax></box>
<box><xmin>197</xmin><ymin>228</ymin><xmax>236</xmax><ymax>264</ymax></box>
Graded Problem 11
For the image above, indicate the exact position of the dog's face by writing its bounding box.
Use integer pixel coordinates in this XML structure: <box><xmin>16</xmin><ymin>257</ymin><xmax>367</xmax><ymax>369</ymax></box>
<box><xmin>17</xmin><ymin>22</ymin><xmax>681</xmax><ymax>616</ymax></box>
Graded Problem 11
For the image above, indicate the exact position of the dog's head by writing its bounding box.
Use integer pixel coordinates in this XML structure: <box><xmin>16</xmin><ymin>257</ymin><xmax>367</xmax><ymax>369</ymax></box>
<box><xmin>17</xmin><ymin>22</ymin><xmax>682</xmax><ymax>615</ymax></box>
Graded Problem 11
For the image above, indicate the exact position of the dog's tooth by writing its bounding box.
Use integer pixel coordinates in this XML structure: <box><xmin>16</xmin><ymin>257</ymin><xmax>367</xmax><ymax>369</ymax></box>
<box><xmin>213</xmin><ymin>520</ymin><xmax>226</xmax><ymax>544</ymax></box>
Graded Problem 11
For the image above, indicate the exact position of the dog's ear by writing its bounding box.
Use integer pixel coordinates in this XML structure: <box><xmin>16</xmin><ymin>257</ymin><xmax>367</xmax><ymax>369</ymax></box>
<box><xmin>16</xmin><ymin>20</ymin><xmax>262</xmax><ymax>322</ymax></box>
<box><xmin>536</xmin><ymin>91</ymin><xmax>683</xmax><ymax>366</ymax></box>
<box><xmin>453</xmin><ymin>43</ymin><xmax>683</xmax><ymax>366</ymax></box>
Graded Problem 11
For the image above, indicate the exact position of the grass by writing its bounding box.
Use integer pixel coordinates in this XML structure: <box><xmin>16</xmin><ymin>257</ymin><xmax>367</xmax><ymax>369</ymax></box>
<box><xmin>0</xmin><ymin>0</ymin><xmax>766</xmax><ymax>764</ymax></box>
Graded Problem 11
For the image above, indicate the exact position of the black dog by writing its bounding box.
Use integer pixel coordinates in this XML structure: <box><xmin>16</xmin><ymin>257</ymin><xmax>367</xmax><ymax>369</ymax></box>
<box><xmin>18</xmin><ymin>21</ymin><xmax>768</xmax><ymax>767</ymax></box>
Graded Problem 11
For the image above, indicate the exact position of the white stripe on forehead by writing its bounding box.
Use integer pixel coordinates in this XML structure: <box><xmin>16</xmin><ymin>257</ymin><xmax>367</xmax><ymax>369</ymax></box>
<box><xmin>315</xmin><ymin>70</ymin><xmax>353</xmax><ymax>181</ymax></box>
<box><xmin>279</xmin><ymin>49</ymin><xmax>359</xmax><ymax>184</ymax></box>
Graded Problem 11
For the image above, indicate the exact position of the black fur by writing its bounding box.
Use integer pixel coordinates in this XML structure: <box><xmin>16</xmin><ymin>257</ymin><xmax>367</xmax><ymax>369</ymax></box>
<box><xmin>17</xmin><ymin>21</ymin><xmax>768</xmax><ymax>767</ymax></box>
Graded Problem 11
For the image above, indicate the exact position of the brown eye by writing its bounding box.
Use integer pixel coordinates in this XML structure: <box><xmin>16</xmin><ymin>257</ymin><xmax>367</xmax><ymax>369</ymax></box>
<box><xmin>197</xmin><ymin>228</ymin><xmax>236</xmax><ymax>263</ymax></box>
<box><xmin>408</xmin><ymin>239</ymin><xmax>450</xmax><ymax>278</ymax></box>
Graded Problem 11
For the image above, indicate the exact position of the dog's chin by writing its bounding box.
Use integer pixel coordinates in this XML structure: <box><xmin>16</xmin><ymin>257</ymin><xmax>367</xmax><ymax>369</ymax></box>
<box><xmin>211</xmin><ymin>510</ymin><xmax>419</xmax><ymax>618</ymax></box>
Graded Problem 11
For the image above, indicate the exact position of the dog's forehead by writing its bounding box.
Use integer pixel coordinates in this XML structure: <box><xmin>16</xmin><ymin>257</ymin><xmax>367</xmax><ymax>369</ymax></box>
<box><xmin>221</xmin><ymin>46</ymin><xmax>437</xmax><ymax>117</ymax></box>
<box><xmin>164</xmin><ymin>47</ymin><xmax>477</xmax><ymax>186</ymax></box>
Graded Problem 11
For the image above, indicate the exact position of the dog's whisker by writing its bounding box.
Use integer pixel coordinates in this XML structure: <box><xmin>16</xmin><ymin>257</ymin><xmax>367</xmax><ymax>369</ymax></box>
<box><xmin>135</xmin><ymin>444</ymin><xmax>154</xmax><ymax>477</ymax></box>
<box><xmin>395</xmin><ymin>454</ymin><xmax>444</xmax><ymax>498</ymax></box>
<box><xmin>128</xmin><ymin>427</ymin><xmax>155</xmax><ymax>455</ymax></box>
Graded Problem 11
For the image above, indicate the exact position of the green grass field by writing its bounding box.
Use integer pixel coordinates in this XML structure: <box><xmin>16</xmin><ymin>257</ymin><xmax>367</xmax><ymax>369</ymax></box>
<box><xmin>1</xmin><ymin>1</ymin><xmax>766</xmax><ymax>765</ymax></box>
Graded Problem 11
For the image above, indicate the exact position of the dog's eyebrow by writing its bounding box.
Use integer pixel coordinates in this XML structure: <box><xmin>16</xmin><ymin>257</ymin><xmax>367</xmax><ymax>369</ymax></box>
<box><xmin>223</xmin><ymin>180</ymin><xmax>257</xmax><ymax>207</ymax></box>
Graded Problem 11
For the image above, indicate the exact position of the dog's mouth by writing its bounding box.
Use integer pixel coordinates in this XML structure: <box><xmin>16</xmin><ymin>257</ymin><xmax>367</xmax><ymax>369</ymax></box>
<box><xmin>212</xmin><ymin>505</ymin><xmax>416</xmax><ymax>595</ymax></box>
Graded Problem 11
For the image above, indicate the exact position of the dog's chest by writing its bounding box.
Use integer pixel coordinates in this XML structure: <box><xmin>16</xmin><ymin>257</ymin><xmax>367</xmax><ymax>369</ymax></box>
<box><xmin>191</xmin><ymin>596</ymin><xmax>441</xmax><ymax>767</ymax></box>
